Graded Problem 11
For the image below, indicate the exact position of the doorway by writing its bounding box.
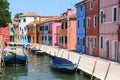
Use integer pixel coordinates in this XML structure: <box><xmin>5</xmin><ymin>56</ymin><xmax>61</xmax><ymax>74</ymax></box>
<box><xmin>105</xmin><ymin>40</ymin><xmax>109</xmax><ymax>59</ymax></box>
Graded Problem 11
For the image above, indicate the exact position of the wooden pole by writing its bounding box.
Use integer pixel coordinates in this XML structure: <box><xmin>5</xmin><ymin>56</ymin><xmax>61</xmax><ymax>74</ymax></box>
<box><xmin>104</xmin><ymin>62</ymin><xmax>111</xmax><ymax>80</ymax></box>
<box><xmin>90</xmin><ymin>61</ymin><xmax>97</xmax><ymax>80</ymax></box>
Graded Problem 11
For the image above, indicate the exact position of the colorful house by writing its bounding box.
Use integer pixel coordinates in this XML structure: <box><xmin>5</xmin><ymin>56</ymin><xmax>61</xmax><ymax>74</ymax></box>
<box><xmin>43</xmin><ymin>22</ymin><xmax>49</xmax><ymax>45</ymax></box>
<box><xmin>99</xmin><ymin>0</ymin><xmax>119</xmax><ymax>61</ymax></box>
<box><xmin>12</xmin><ymin>19</ymin><xmax>19</xmax><ymax>42</ymax></box>
<box><xmin>27</xmin><ymin>17</ymin><xmax>39</xmax><ymax>43</ymax></box>
<box><xmin>75</xmin><ymin>0</ymin><xmax>86</xmax><ymax>53</ymax></box>
<box><xmin>0</xmin><ymin>24</ymin><xmax>10</xmax><ymax>42</ymax></box>
<box><xmin>58</xmin><ymin>9</ymin><xmax>76</xmax><ymax>50</ymax></box>
<box><xmin>47</xmin><ymin>17</ymin><xmax>61</xmax><ymax>46</ymax></box>
<box><xmin>37</xmin><ymin>23</ymin><xmax>44</xmax><ymax>44</ymax></box>
<box><xmin>10</xmin><ymin>24</ymin><xmax>14</xmax><ymax>42</ymax></box>
<box><xmin>86</xmin><ymin>0</ymin><xmax>99</xmax><ymax>56</ymax></box>
<box><xmin>37</xmin><ymin>16</ymin><xmax>54</xmax><ymax>43</ymax></box>
<box><xmin>18</xmin><ymin>12</ymin><xmax>40</xmax><ymax>43</ymax></box>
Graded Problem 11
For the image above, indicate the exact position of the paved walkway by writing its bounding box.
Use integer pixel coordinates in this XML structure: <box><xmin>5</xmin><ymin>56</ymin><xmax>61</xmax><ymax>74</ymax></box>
<box><xmin>36</xmin><ymin>44</ymin><xmax>120</xmax><ymax>80</ymax></box>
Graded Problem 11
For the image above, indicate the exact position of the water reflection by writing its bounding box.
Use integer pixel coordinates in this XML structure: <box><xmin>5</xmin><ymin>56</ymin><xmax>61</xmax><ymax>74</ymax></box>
<box><xmin>1</xmin><ymin>47</ymin><xmax>89</xmax><ymax>80</ymax></box>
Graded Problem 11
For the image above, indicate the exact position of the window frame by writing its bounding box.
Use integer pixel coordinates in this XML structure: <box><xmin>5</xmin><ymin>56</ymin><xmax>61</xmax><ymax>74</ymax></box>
<box><xmin>112</xmin><ymin>6</ymin><xmax>117</xmax><ymax>22</ymax></box>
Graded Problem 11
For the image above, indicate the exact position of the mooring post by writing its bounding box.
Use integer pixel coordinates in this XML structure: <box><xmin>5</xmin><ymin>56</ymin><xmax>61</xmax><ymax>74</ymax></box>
<box><xmin>61</xmin><ymin>51</ymin><xmax>64</xmax><ymax>57</ymax></box>
<box><xmin>90</xmin><ymin>61</ymin><xmax>97</xmax><ymax>80</ymax></box>
<box><xmin>54</xmin><ymin>51</ymin><xmax>56</xmax><ymax>56</ymax></box>
<box><xmin>104</xmin><ymin>62</ymin><xmax>111</xmax><ymax>80</ymax></box>
<box><xmin>76</xmin><ymin>56</ymin><xmax>81</xmax><ymax>72</ymax></box>
<box><xmin>67</xmin><ymin>51</ymin><xmax>70</xmax><ymax>60</ymax></box>
<box><xmin>56</xmin><ymin>48</ymin><xmax>60</xmax><ymax>57</ymax></box>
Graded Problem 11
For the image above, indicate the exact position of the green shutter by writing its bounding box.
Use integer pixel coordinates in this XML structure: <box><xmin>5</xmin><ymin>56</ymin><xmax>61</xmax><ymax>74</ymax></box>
<box><xmin>48</xmin><ymin>36</ymin><xmax>52</xmax><ymax>41</ymax></box>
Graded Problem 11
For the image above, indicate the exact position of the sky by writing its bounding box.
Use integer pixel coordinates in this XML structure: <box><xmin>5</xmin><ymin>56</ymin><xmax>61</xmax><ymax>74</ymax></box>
<box><xmin>8</xmin><ymin>0</ymin><xmax>80</xmax><ymax>18</ymax></box>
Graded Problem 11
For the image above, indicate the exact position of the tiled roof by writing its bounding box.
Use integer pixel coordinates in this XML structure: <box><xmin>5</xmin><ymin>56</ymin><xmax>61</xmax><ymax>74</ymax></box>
<box><xmin>40</xmin><ymin>16</ymin><xmax>62</xmax><ymax>24</ymax></box>
<box><xmin>27</xmin><ymin>20</ymin><xmax>39</xmax><ymax>26</ymax></box>
<box><xmin>75</xmin><ymin>0</ymin><xmax>86</xmax><ymax>7</ymax></box>
<box><xmin>19</xmin><ymin>12</ymin><xmax>40</xmax><ymax>17</ymax></box>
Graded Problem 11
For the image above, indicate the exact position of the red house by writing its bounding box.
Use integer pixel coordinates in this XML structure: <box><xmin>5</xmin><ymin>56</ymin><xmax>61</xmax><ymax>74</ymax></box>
<box><xmin>86</xmin><ymin>0</ymin><xmax>99</xmax><ymax>56</ymax></box>
<box><xmin>0</xmin><ymin>24</ymin><xmax>10</xmax><ymax>42</ymax></box>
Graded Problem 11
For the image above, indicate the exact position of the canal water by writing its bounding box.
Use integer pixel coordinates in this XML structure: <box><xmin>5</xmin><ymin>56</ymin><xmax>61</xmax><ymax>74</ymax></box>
<box><xmin>0</xmin><ymin>48</ymin><xmax>89</xmax><ymax>80</ymax></box>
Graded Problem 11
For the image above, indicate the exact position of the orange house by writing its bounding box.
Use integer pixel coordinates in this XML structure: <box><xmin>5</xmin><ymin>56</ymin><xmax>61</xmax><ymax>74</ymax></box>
<box><xmin>58</xmin><ymin>9</ymin><xmax>76</xmax><ymax>50</ymax></box>
<box><xmin>27</xmin><ymin>17</ymin><xmax>39</xmax><ymax>43</ymax></box>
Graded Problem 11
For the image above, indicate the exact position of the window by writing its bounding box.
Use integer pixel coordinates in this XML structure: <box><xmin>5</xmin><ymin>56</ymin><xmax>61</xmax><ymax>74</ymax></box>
<box><xmin>83</xmin><ymin>37</ymin><xmax>85</xmax><ymax>46</ymax></box>
<box><xmin>65</xmin><ymin>36</ymin><xmax>67</xmax><ymax>43</ymax></box>
<box><xmin>100</xmin><ymin>10</ymin><xmax>104</xmax><ymax>23</ymax></box>
<box><xmin>19</xmin><ymin>27</ymin><xmax>21</xmax><ymax>31</ymax></box>
<box><xmin>18</xmin><ymin>19</ymin><xmax>21</xmax><ymax>23</ymax></box>
<box><xmin>65</xmin><ymin>22</ymin><xmax>68</xmax><ymax>29</ymax></box>
<box><xmin>112</xmin><ymin>7</ymin><xmax>117</xmax><ymax>22</ymax></box>
<box><xmin>90</xmin><ymin>0</ymin><xmax>93</xmax><ymax>10</ymax></box>
<box><xmin>59</xmin><ymin>37</ymin><xmax>61</xmax><ymax>44</ymax></box>
<box><xmin>87</xmin><ymin>17</ymin><xmax>90</xmax><ymax>27</ymax></box>
<box><xmin>100</xmin><ymin>36</ymin><xmax>103</xmax><ymax>48</ymax></box>
<box><xmin>62</xmin><ymin>22</ymin><xmax>64</xmax><ymax>29</ymax></box>
<box><xmin>93</xmin><ymin>37</ymin><xmax>96</xmax><ymax>48</ymax></box>
<box><xmin>80</xmin><ymin>39</ymin><xmax>82</xmax><ymax>46</ymax></box>
<box><xmin>77</xmin><ymin>20</ymin><xmax>80</xmax><ymax>28</ymax></box>
<box><xmin>24</xmin><ymin>27</ymin><xmax>26</xmax><ymax>31</ymax></box>
<box><xmin>83</xmin><ymin>18</ymin><xmax>86</xmax><ymax>27</ymax></box>
<box><xmin>45</xmin><ymin>26</ymin><xmax>48</xmax><ymax>30</ymax></box>
<box><xmin>23</xmin><ymin>19</ymin><xmax>26</xmax><ymax>22</ymax></box>
<box><xmin>62</xmin><ymin>36</ymin><xmax>63</xmax><ymax>43</ymax></box>
<box><xmin>94</xmin><ymin>15</ymin><xmax>97</xmax><ymax>27</ymax></box>
<box><xmin>77</xmin><ymin>37</ymin><xmax>80</xmax><ymax>45</ymax></box>
<box><xmin>80</xmin><ymin>5</ymin><xmax>82</xmax><ymax>11</ymax></box>
<box><xmin>86</xmin><ymin>37</ymin><xmax>89</xmax><ymax>47</ymax></box>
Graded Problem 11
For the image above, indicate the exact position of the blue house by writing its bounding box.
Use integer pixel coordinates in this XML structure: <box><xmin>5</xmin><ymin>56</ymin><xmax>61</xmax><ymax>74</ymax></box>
<box><xmin>43</xmin><ymin>22</ymin><xmax>49</xmax><ymax>45</ymax></box>
<box><xmin>75</xmin><ymin>1</ymin><xmax>86</xmax><ymax>53</ymax></box>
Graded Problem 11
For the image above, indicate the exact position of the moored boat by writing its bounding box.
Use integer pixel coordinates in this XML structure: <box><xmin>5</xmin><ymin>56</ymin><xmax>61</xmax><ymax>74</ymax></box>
<box><xmin>50</xmin><ymin>57</ymin><xmax>77</xmax><ymax>73</ymax></box>
<box><xmin>15</xmin><ymin>49</ymin><xmax>27</xmax><ymax>64</ymax></box>
<box><xmin>2</xmin><ymin>51</ymin><xmax>15</xmax><ymax>65</ymax></box>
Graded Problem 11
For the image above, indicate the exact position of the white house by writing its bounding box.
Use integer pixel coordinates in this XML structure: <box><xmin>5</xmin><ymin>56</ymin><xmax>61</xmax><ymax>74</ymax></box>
<box><xmin>18</xmin><ymin>12</ymin><xmax>40</xmax><ymax>43</ymax></box>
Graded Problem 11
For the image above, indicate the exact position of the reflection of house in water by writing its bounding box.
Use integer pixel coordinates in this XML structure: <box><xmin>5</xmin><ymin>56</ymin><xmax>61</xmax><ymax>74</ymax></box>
<box><xmin>4</xmin><ymin>66</ymin><xmax>28</xmax><ymax>80</ymax></box>
<box><xmin>18</xmin><ymin>12</ymin><xmax>40</xmax><ymax>43</ymax></box>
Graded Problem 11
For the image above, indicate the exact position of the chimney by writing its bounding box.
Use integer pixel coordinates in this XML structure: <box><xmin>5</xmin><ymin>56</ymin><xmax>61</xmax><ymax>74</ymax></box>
<box><xmin>67</xmin><ymin>8</ymin><xmax>72</xmax><ymax>11</ymax></box>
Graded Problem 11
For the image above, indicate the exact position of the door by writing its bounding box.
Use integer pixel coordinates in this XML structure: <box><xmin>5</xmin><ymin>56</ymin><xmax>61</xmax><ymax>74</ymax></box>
<box><xmin>112</xmin><ymin>41</ymin><xmax>117</xmax><ymax>61</ymax></box>
<box><xmin>105</xmin><ymin>40</ymin><xmax>109</xmax><ymax>59</ymax></box>
<box><xmin>118</xmin><ymin>43</ymin><xmax>120</xmax><ymax>62</ymax></box>
<box><xmin>89</xmin><ymin>38</ymin><xmax>93</xmax><ymax>55</ymax></box>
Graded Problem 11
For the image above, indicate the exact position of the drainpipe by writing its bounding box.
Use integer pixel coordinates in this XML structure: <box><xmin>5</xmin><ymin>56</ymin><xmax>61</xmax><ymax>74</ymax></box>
<box><xmin>117</xmin><ymin>0</ymin><xmax>120</xmax><ymax>62</ymax></box>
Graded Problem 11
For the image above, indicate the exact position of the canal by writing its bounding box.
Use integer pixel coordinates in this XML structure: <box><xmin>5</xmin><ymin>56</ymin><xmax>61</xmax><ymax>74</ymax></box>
<box><xmin>0</xmin><ymin>48</ymin><xmax>89</xmax><ymax>80</ymax></box>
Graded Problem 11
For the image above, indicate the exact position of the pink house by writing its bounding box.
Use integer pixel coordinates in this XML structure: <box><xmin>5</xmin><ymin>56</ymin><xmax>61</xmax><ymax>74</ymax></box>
<box><xmin>99</xmin><ymin>0</ymin><xmax>119</xmax><ymax>61</ymax></box>
<box><xmin>47</xmin><ymin>16</ymin><xmax>61</xmax><ymax>46</ymax></box>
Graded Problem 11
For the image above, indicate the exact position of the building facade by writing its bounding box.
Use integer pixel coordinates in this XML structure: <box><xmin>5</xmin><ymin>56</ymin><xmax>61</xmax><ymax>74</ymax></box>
<box><xmin>58</xmin><ymin>9</ymin><xmax>76</xmax><ymax>50</ymax></box>
<box><xmin>27</xmin><ymin>17</ymin><xmax>39</xmax><ymax>43</ymax></box>
<box><xmin>12</xmin><ymin>19</ymin><xmax>19</xmax><ymax>42</ymax></box>
<box><xmin>86</xmin><ymin>0</ymin><xmax>99</xmax><ymax>56</ymax></box>
<box><xmin>99</xmin><ymin>0</ymin><xmax>119</xmax><ymax>61</ymax></box>
<box><xmin>18</xmin><ymin>12</ymin><xmax>40</xmax><ymax>43</ymax></box>
<box><xmin>10</xmin><ymin>24</ymin><xmax>14</xmax><ymax>42</ymax></box>
<box><xmin>0</xmin><ymin>24</ymin><xmax>10</xmax><ymax>42</ymax></box>
<box><xmin>48</xmin><ymin>18</ymin><xmax>61</xmax><ymax>46</ymax></box>
<box><xmin>75</xmin><ymin>1</ymin><xmax>86</xmax><ymax>53</ymax></box>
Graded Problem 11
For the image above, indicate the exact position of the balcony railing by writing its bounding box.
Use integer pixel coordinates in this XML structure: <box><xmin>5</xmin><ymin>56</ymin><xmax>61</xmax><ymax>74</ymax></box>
<box><xmin>48</xmin><ymin>30</ymin><xmax>52</xmax><ymax>33</ymax></box>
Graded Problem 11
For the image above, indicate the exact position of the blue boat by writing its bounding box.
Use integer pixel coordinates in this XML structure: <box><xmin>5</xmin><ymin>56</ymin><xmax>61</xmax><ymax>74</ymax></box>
<box><xmin>24</xmin><ymin>43</ymin><xmax>30</xmax><ymax>49</ymax></box>
<box><xmin>15</xmin><ymin>49</ymin><xmax>27</xmax><ymax>64</ymax></box>
<box><xmin>2</xmin><ymin>49</ymin><xmax>27</xmax><ymax>66</ymax></box>
<box><xmin>2</xmin><ymin>51</ymin><xmax>15</xmax><ymax>65</ymax></box>
<box><xmin>50</xmin><ymin>56</ymin><xmax>77</xmax><ymax>73</ymax></box>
